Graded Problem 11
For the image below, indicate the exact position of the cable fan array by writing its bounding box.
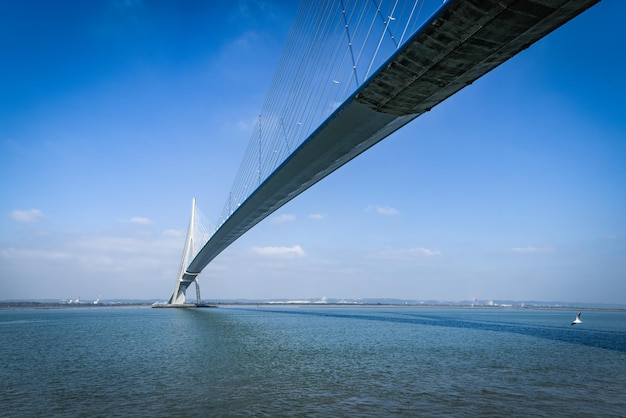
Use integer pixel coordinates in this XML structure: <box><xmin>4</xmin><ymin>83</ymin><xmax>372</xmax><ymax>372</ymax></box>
<box><xmin>217</xmin><ymin>0</ymin><xmax>443</xmax><ymax>227</ymax></box>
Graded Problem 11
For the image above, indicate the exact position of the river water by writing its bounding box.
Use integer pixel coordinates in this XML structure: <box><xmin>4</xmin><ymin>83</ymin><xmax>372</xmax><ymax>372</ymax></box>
<box><xmin>1</xmin><ymin>306</ymin><xmax>624</xmax><ymax>417</ymax></box>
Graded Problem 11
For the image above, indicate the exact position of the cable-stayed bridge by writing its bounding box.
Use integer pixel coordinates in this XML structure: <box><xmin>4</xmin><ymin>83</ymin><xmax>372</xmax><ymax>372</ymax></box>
<box><xmin>161</xmin><ymin>0</ymin><xmax>600</xmax><ymax>306</ymax></box>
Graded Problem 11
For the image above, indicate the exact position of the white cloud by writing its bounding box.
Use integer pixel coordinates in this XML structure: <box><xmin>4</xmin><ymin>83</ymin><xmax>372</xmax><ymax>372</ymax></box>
<box><xmin>366</xmin><ymin>205</ymin><xmax>399</xmax><ymax>216</ymax></box>
<box><xmin>119</xmin><ymin>216</ymin><xmax>152</xmax><ymax>225</ymax></box>
<box><xmin>251</xmin><ymin>245</ymin><xmax>306</xmax><ymax>258</ymax></box>
<box><xmin>10</xmin><ymin>209</ymin><xmax>43</xmax><ymax>223</ymax></box>
<box><xmin>162</xmin><ymin>229</ymin><xmax>184</xmax><ymax>238</ymax></box>
<box><xmin>309</xmin><ymin>213</ymin><xmax>325</xmax><ymax>220</ymax></box>
<box><xmin>508</xmin><ymin>246</ymin><xmax>555</xmax><ymax>254</ymax></box>
<box><xmin>0</xmin><ymin>229</ymin><xmax>184</xmax><ymax>283</ymax></box>
<box><xmin>373</xmin><ymin>247</ymin><xmax>441</xmax><ymax>260</ymax></box>
<box><xmin>130</xmin><ymin>216</ymin><xmax>152</xmax><ymax>225</ymax></box>
<box><xmin>271</xmin><ymin>213</ymin><xmax>295</xmax><ymax>224</ymax></box>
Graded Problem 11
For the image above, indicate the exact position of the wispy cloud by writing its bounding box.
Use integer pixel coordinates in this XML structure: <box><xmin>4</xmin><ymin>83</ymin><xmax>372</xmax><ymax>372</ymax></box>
<box><xmin>271</xmin><ymin>214</ymin><xmax>295</xmax><ymax>224</ymax></box>
<box><xmin>75</xmin><ymin>236</ymin><xmax>151</xmax><ymax>254</ymax></box>
<box><xmin>0</xmin><ymin>247</ymin><xmax>70</xmax><ymax>260</ymax></box>
<box><xmin>1</xmin><ymin>230</ymin><xmax>183</xmax><ymax>273</ymax></box>
<box><xmin>130</xmin><ymin>216</ymin><xmax>152</xmax><ymax>225</ymax></box>
<box><xmin>508</xmin><ymin>246</ymin><xmax>555</xmax><ymax>254</ymax></box>
<box><xmin>309</xmin><ymin>213</ymin><xmax>325</xmax><ymax>220</ymax></box>
<box><xmin>232</xmin><ymin>30</ymin><xmax>259</xmax><ymax>50</ymax></box>
<box><xmin>373</xmin><ymin>247</ymin><xmax>441</xmax><ymax>260</ymax></box>
<box><xmin>251</xmin><ymin>245</ymin><xmax>305</xmax><ymax>258</ymax></box>
<box><xmin>366</xmin><ymin>205</ymin><xmax>399</xmax><ymax>216</ymax></box>
<box><xmin>10</xmin><ymin>209</ymin><xmax>43</xmax><ymax>223</ymax></box>
<box><xmin>237</xmin><ymin>116</ymin><xmax>258</xmax><ymax>132</ymax></box>
<box><xmin>119</xmin><ymin>216</ymin><xmax>152</xmax><ymax>225</ymax></box>
<box><xmin>162</xmin><ymin>229</ymin><xmax>184</xmax><ymax>238</ymax></box>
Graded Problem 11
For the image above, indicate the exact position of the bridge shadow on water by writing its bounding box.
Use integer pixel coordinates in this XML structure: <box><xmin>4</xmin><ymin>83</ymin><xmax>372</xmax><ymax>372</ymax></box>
<box><xmin>234</xmin><ymin>307</ymin><xmax>626</xmax><ymax>353</ymax></box>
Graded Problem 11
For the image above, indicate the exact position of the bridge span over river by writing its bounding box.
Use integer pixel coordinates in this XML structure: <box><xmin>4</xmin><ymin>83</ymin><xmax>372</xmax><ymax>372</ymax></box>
<box><xmin>159</xmin><ymin>0</ymin><xmax>600</xmax><ymax>306</ymax></box>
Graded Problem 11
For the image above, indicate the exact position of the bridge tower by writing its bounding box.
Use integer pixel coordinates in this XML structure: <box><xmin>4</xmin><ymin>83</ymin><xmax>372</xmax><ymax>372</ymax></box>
<box><xmin>167</xmin><ymin>198</ymin><xmax>201</xmax><ymax>305</ymax></box>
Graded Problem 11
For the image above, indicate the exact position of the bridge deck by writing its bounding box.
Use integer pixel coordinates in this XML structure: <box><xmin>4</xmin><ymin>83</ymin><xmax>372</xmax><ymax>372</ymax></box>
<box><xmin>177</xmin><ymin>0</ymin><xmax>599</xmax><ymax>294</ymax></box>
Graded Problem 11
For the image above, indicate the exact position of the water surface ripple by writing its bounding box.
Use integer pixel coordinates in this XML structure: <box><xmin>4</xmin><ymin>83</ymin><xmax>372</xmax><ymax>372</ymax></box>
<box><xmin>1</xmin><ymin>306</ymin><xmax>624</xmax><ymax>417</ymax></box>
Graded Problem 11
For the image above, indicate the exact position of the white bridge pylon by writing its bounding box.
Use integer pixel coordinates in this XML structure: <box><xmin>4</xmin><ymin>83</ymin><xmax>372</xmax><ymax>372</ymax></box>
<box><xmin>167</xmin><ymin>198</ymin><xmax>215</xmax><ymax>305</ymax></box>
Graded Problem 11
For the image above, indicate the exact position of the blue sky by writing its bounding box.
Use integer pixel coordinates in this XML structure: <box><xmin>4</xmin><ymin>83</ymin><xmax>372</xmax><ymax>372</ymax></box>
<box><xmin>1</xmin><ymin>0</ymin><xmax>624</xmax><ymax>304</ymax></box>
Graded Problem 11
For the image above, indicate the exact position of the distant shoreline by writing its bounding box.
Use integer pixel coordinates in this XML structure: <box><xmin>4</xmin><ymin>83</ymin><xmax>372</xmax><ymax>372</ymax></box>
<box><xmin>0</xmin><ymin>301</ymin><xmax>153</xmax><ymax>309</ymax></box>
<box><xmin>1</xmin><ymin>301</ymin><xmax>625</xmax><ymax>312</ymax></box>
